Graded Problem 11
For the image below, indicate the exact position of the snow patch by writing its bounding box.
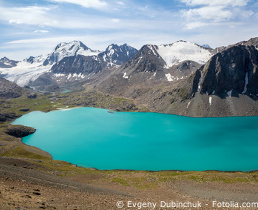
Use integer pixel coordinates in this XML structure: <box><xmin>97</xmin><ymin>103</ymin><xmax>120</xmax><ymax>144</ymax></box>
<box><xmin>227</xmin><ymin>90</ymin><xmax>233</xmax><ymax>97</ymax></box>
<box><xmin>147</xmin><ymin>45</ymin><xmax>158</xmax><ymax>56</ymax></box>
<box><xmin>137</xmin><ymin>56</ymin><xmax>142</xmax><ymax>64</ymax></box>
<box><xmin>187</xmin><ymin>101</ymin><xmax>191</xmax><ymax>109</ymax></box>
<box><xmin>67</xmin><ymin>73</ymin><xmax>72</xmax><ymax>80</ymax></box>
<box><xmin>156</xmin><ymin>41</ymin><xmax>212</xmax><ymax>68</ymax></box>
<box><xmin>103</xmin><ymin>54</ymin><xmax>106</xmax><ymax>61</ymax></box>
<box><xmin>209</xmin><ymin>96</ymin><xmax>212</xmax><ymax>106</ymax></box>
<box><xmin>242</xmin><ymin>72</ymin><xmax>249</xmax><ymax>94</ymax></box>
<box><xmin>54</xmin><ymin>73</ymin><xmax>66</xmax><ymax>77</ymax></box>
<box><xmin>165</xmin><ymin>73</ymin><xmax>173</xmax><ymax>82</ymax></box>
<box><xmin>165</xmin><ymin>73</ymin><xmax>182</xmax><ymax>82</ymax></box>
<box><xmin>197</xmin><ymin>77</ymin><xmax>201</xmax><ymax>91</ymax></box>
<box><xmin>108</xmin><ymin>49</ymin><xmax>115</xmax><ymax>57</ymax></box>
<box><xmin>123</xmin><ymin>72</ymin><xmax>129</xmax><ymax>79</ymax></box>
<box><xmin>1</xmin><ymin>57</ymin><xmax>51</xmax><ymax>87</ymax></box>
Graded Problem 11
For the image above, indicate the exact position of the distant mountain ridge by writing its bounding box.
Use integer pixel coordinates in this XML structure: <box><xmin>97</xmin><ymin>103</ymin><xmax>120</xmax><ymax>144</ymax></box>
<box><xmin>0</xmin><ymin>41</ymin><xmax>138</xmax><ymax>89</ymax></box>
<box><xmin>0</xmin><ymin>57</ymin><xmax>18</xmax><ymax>68</ymax></box>
<box><xmin>0</xmin><ymin>40</ymin><xmax>212</xmax><ymax>90</ymax></box>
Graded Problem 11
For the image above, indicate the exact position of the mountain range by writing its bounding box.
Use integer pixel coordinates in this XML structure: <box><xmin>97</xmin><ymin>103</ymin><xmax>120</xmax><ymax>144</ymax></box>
<box><xmin>0</xmin><ymin>37</ymin><xmax>257</xmax><ymax>117</ymax></box>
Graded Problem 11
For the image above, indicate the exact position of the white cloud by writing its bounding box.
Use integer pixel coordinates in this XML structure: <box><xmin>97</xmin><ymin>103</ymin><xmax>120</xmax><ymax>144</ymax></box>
<box><xmin>180</xmin><ymin>0</ymin><xmax>249</xmax><ymax>7</ymax></box>
<box><xmin>180</xmin><ymin>0</ymin><xmax>253</xmax><ymax>29</ymax></box>
<box><xmin>0</xmin><ymin>6</ymin><xmax>56</xmax><ymax>26</ymax></box>
<box><xmin>117</xmin><ymin>1</ymin><xmax>125</xmax><ymax>6</ymax></box>
<box><xmin>34</xmin><ymin>30</ymin><xmax>49</xmax><ymax>33</ymax></box>
<box><xmin>0</xmin><ymin>4</ymin><xmax>180</xmax><ymax>32</ymax></box>
<box><xmin>112</xmin><ymin>19</ymin><xmax>120</xmax><ymax>23</ymax></box>
<box><xmin>184</xmin><ymin>6</ymin><xmax>233</xmax><ymax>22</ymax></box>
<box><xmin>184</xmin><ymin>21</ymin><xmax>208</xmax><ymax>29</ymax></box>
<box><xmin>50</xmin><ymin>0</ymin><xmax>107</xmax><ymax>9</ymax></box>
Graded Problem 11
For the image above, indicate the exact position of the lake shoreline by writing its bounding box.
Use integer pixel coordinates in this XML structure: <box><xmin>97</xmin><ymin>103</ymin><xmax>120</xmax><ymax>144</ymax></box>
<box><xmin>13</xmin><ymin>106</ymin><xmax>258</xmax><ymax>172</ymax></box>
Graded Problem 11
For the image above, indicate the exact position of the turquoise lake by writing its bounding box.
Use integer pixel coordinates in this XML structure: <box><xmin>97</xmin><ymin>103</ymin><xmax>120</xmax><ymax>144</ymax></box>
<box><xmin>12</xmin><ymin>107</ymin><xmax>258</xmax><ymax>171</ymax></box>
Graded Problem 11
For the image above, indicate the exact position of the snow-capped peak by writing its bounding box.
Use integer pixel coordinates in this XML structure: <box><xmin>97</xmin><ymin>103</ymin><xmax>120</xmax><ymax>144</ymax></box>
<box><xmin>24</xmin><ymin>55</ymin><xmax>47</xmax><ymax>64</ymax></box>
<box><xmin>0</xmin><ymin>57</ymin><xmax>18</xmax><ymax>68</ymax></box>
<box><xmin>148</xmin><ymin>41</ymin><xmax>213</xmax><ymax>68</ymax></box>
<box><xmin>100</xmin><ymin>43</ymin><xmax>138</xmax><ymax>66</ymax></box>
<box><xmin>202</xmin><ymin>44</ymin><xmax>212</xmax><ymax>49</ymax></box>
<box><xmin>43</xmin><ymin>40</ymin><xmax>100</xmax><ymax>66</ymax></box>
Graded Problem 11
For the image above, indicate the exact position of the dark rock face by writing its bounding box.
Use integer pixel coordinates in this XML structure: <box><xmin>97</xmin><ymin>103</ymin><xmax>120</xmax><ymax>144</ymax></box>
<box><xmin>0</xmin><ymin>112</ymin><xmax>17</xmax><ymax>122</ymax></box>
<box><xmin>27</xmin><ymin>93</ymin><xmax>37</xmax><ymax>99</ymax></box>
<box><xmin>25</xmin><ymin>56</ymin><xmax>36</xmax><ymax>64</ymax></box>
<box><xmin>98</xmin><ymin>44</ymin><xmax>138</xmax><ymax>66</ymax></box>
<box><xmin>200</xmin><ymin>45</ymin><xmax>258</xmax><ymax>95</ymax></box>
<box><xmin>0</xmin><ymin>77</ymin><xmax>23</xmax><ymax>98</ymax></box>
<box><xmin>122</xmin><ymin>45</ymin><xmax>166</xmax><ymax>73</ymax></box>
<box><xmin>0</xmin><ymin>57</ymin><xmax>18</xmax><ymax>68</ymax></box>
<box><xmin>19</xmin><ymin>108</ymin><xmax>30</xmax><ymax>112</ymax></box>
<box><xmin>5</xmin><ymin>125</ymin><xmax>36</xmax><ymax>138</ymax></box>
<box><xmin>51</xmin><ymin>55</ymin><xmax>104</xmax><ymax>75</ymax></box>
<box><xmin>236</xmin><ymin>37</ymin><xmax>258</xmax><ymax>48</ymax></box>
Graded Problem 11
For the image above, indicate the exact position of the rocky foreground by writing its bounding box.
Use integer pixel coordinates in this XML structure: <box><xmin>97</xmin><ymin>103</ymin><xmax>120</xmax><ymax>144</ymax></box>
<box><xmin>1</xmin><ymin>157</ymin><xmax>258</xmax><ymax>209</ymax></box>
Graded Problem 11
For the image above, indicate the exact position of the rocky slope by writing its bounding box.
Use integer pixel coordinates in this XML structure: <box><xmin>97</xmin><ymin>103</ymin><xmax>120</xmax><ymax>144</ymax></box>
<box><xmin>0</xmin><ymin>77</ymin><xmax>23</xmax><ymax>99</ymax></box>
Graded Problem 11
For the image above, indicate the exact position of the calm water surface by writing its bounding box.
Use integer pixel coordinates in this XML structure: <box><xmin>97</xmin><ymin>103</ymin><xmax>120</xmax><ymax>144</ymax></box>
<box><xmin>12</xmin><ymin>107</ymin><xmax>258</xmax><ymax>171</ymax></box>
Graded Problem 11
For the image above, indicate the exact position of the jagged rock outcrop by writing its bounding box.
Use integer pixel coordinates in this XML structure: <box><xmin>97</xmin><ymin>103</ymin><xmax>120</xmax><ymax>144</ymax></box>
<box><xmin>199</xmin><ymin>45</ymin><xmax>258</xmax><ymax>96</ymax></box>
<box><xmin>27</xmin><ymin>93</ymin><xmax>37</xmax><ymax>99</ymax></box>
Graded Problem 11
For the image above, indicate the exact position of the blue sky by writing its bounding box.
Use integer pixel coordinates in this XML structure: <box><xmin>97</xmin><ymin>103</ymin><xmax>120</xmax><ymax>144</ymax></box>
<box><xmin>0</xmin><ymin>0</ymin><xmax>257</xmax><ymax>60</ymax></box>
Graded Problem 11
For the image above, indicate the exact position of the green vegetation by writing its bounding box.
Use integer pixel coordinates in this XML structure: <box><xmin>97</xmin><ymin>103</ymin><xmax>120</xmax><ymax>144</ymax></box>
<box><xmin>112</xmin><ymin>177</ymin><xmax>130</xmax><ymax>186</ymax></box>
<box><xmin>0</xmin><ymin>146</ymin><xmax>50</xmax><ymax>160</ymax></box>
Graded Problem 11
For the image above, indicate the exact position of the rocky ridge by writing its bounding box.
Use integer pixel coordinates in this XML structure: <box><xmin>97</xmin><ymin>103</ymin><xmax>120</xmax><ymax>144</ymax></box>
<box><xmin>0</xmin><ymin>41</ymin><xmax>138</xmax><ymax>91</ymax></box>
